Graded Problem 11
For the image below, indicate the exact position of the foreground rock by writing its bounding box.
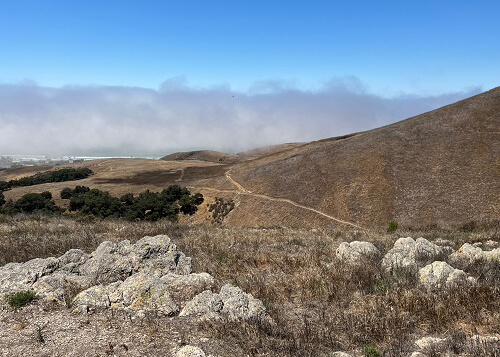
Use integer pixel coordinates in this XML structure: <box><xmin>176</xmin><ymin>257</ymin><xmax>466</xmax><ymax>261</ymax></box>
<box><xmin>0</xmin><ymin>236</ymin><xmax>191</xmax><ymax>301</ymax></box>
<box><xmin>382</xmin><ymin>237</ymin><xmax>452</xmax><ymax>273</ymax></box>
<box><xmin>336</xmin><ymin>241</ymin><xmax>381</xmax><ymax>266</ymax></box>
<box><xmin>448</xmin><ymin>243</ymin><xmax>500</xmax><ymax>270</ymax></box>
<box><xmin>418</xmin><ymin>261</ymin><xmax>475</xmax><ymax>291</ymax></box>
<box><xmin>180</xmin><ymin>284</ymin><xmax>267</xmax><ymax>321</ymax></box>
<box><xmin>0</xmin><ymin>235</ymin><xmax>268</xmax><ymax>322</ymax></box>
<box><xmin>176</xmin><ymin>345</ymin><xmax>207</xmax><ymax>357</ymax></box>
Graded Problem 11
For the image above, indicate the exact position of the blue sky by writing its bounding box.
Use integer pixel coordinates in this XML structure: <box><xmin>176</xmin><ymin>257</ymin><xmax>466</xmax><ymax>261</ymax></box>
<box><xmin>1</xmin><ymin>0</ymin><xmax>498</xmax><ymax>96</ymax></box>
<box><xmin>0</xmin><ymin>1</ymin><xmax>498</xmax><ymax>155</ymax></box>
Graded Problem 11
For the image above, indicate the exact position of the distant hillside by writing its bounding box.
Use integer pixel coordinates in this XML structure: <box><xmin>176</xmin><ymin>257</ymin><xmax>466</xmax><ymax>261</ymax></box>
<box><xmin>237</xmin><ymin>142</ymin><xmax>304</xmax><ymax>159</ymax></box>
<box><xmin>4</xmin><ymin>89</ymin><xmax>498</xmax><ymax>229</ymax></box>
<box><xmin>161</xmin><ymin>150</ymin><xmax>242</xmax><ymax>164</ymax></box>
<box><xmin>229</xmin><ymin>87</ymin><xmax>500</xmax><ymax>227</ymax></box>
<box><xmin>160</xmin><ymin>143</ymin><xmax>304</xmax><ymax>164</ymax></box>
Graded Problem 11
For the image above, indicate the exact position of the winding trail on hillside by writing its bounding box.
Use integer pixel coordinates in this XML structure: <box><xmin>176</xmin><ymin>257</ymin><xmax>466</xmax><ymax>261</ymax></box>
<box><xmin>224</xmin><ymin>170</ymin><xmax>364</xmax><ymax>229</ymax></box>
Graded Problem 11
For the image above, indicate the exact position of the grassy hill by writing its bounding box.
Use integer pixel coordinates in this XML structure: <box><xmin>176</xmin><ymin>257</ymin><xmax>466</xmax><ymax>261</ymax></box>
<box><xmin>228</xmin><ymin>87</ymin><xmax>500</xmax><ymax>228</ymax></box>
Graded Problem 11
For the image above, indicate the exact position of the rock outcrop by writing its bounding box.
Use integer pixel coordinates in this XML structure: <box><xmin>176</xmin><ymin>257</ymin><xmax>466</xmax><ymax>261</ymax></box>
<box><xmin>0</xmin><ymin>235</ymin><xmax>267</xmax><ymax>322</ymax></box>
<box><xmin>382</xmin><ymin>237</ymin><xmax>451</xmax><ymax>273</ymax></box>
<box><xmin>336</xmin><ymin>241</ymin><xmax>381</xmax><ymax>266</ymax></box>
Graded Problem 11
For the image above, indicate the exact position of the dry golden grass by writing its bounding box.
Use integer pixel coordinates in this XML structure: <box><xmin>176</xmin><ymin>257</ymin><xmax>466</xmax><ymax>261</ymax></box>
<box><xmin>1</xmin><ymin>215</ymin><xmax>498</xmax><ymax>356</ymax></box>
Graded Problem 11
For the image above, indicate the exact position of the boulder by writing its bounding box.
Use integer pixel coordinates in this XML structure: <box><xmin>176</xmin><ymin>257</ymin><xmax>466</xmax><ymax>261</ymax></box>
<box><xmin>336</xmin><ymin>241</ymin><xmax>381</xmax><ymax>266</ymax></box>
<box><xmin>180</xmin><ymin>284</ymin><xmax>267</xmax><ymax>321</ymax></box>
<box><xmin>418</xmin><ymin>261</ymin><xmax>475</xmax><ymax>290</ymax></box>
<box><xmin>80</xmin><ymin>235</ymin><xmax>191</xmax><ymax>284</ymax></box>
<box><xmin>448</xmin><ymin>243</ymin><xmax>499</xmax><ymax>269</ymax></box>
<box><xmin>414</xmin><ymin>336</ymin><xmax>448</xmax><ymax>352</ymax></box>
<box><xmin>409</xmin><ymin>353</ymin><xmax>428</xmax><ymax>357</ymax></box>
<box><xmin>382</xmin><ymin>237</ymin><xmax>451</xmax><ymax>273</ymax></box>
<box><xmin>179</xmin><ymin>290</ymin><xmax>223</xmax><ymax>317</ymax></box>
<box><xmin>176</xmin><ymin>345</ymin><xmax>206</xmax><ymax>357</ymax></box>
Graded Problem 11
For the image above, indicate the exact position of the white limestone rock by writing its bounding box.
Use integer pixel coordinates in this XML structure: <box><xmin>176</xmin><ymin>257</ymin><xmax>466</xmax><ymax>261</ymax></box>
<box><xmin>336</xmin><ymin>241</ymin><xmax>381</xmax><ymax>266</ymax></box>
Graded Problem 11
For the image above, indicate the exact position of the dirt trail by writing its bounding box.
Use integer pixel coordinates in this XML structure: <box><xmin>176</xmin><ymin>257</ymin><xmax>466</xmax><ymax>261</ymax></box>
<box><xmin>224</xmin><ymin>171</ymin><xmax>364</xmax><ymax>229</ymax></box>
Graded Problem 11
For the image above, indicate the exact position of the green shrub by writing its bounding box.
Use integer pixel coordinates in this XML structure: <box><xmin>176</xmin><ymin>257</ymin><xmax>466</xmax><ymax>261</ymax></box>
<box><xmin>0</xmin><ymin>180</ymin><xmax>9</xmax><ymax>191</ymax></box>
<box><xmin>6</xmin><ymin>290</ymin><xmax>37</xmax><ymax>309</ymax></box>
<box><xmin>362</xmin><ymin>343</ymin><xmax>382</xmax><ymax>357</ymax></box>
<box><xmin>60</xmin><ymin>187</ymin><xmax>73</xmax><ymax>199</ymax></box>
<box><xmin>387</xmin><ymin>220</ymin><xmax>398</xmax><ymax>233</ymax></box>
<box><xmin>0</xmin><ymin>191</ymin><xmax>5</xmax><ymax>207</ymax></box>
<box><xmin>9</xmin><ymin>192</ymin><xmax>60</xmax><ymax>215</ymax></box>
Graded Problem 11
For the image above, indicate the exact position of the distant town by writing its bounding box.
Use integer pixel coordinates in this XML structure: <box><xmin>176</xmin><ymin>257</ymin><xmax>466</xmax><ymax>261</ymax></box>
<box><xmin>0</xmin><ymin>155</ymin><xmax>161</xmax><ymax>169</ymax></box>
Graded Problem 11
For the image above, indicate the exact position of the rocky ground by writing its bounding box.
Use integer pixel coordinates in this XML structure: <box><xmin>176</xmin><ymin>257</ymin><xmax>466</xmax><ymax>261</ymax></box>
<box><xmin>0</xmin><ymin>217</ymin><xmax>498</xmax><ymax>356</ymax></box>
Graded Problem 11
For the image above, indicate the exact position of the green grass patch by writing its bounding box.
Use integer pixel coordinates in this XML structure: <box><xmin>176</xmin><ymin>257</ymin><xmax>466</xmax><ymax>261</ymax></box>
<box><xmin>6</xmin><ymin>290</ymin><xmax>37</xmax><ymax>309</ymax></box>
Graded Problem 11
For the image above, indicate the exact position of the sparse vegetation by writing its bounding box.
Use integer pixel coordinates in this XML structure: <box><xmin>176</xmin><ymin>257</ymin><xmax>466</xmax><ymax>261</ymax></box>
<box><xmin>0</xmin><ymin>216</ymin><xmax>498</xmax><ymax>356</ymax></box>
<box><xmin>208</xmin><ymin>197</ymin><xmax>235</xmax><ymax>224</ymax></box>
<box><xmin>6</xmin><ymin>290</ymin><xmax>37</xmax><ymax>309</ymax></box>
<box><xmin>387</xmin><ymin>220</ymin><xmax>398</xmax><ymax>233</ymax></box>
<box><xmin>362</xmin><ymin>343</ymin><xmax>382</xmax><ymax>357</ymax></box>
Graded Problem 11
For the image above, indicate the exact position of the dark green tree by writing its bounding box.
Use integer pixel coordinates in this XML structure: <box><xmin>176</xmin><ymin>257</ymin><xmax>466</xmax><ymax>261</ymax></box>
<box><xmin>60</xmin><ymin>187</ymin><xmax>73</xmax><ymax>199</ymax></box>
<box><xmin>0</xmin><ymin>181</ymin><xmax>9</xmax><ymax>191</ymax></box>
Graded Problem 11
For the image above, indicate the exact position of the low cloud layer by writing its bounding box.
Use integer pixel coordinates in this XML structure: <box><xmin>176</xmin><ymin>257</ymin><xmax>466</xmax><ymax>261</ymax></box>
<box><xmin>0</xmin><ymin>77</ymin><xmax>481</xmax><ymax>156</ymax></box>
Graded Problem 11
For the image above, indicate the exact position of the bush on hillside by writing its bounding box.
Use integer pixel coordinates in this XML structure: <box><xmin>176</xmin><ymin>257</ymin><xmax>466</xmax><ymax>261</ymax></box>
<box><xmin>68</xmin><ymin>185</ymin><xmax>203</xmax><ymax>221</ymax></box>
<box><xmin>0</xmin><ymin>191</ymin><xmax>5</xmax><ymax>207</ymax></box>
<box><xmin>0</xmin><ymin>192</ymin><xmax>60</xmax><ymax>215</ymax></box>
<box><xmin>0</xmin><ymin>181</ymin><xmax>9</xmax><ymax>191</ymax></box>
<box><xmin>60</xmin><ymin>185</ymin><xmax>90</xmax><ymax>199</ymax></box>
<box><xmin>387</xmin><ymin>220</ymin><xmax>398</xmax><ymax>233</ymax></box>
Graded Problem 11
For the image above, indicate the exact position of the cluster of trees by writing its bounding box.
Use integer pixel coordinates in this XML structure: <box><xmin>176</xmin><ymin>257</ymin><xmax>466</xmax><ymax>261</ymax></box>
<box><xmin>63</xmin><ymin>185</ymin><xmax>203</xmax><ymax>221</ymax></box>
<box><xmin>0</xmin><ymin>184</ymin><xmax>204</xmax><ymax>222</ymax></box>
<box><xmin>0</xmin><ymin>167</ymin><xmax>93</xmax><ymax>190</ymax></box>
<box><xmin>0</xmin><ymin>191</ymin><xmax>60</xmax><ymax>215</ymax></box>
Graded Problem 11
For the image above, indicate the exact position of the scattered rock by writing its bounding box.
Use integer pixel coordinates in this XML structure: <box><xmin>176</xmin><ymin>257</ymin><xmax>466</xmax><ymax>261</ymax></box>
<box><xmin>409</xmin><ymin>352</ymin><xmax>428</xmax><ymax>357</ymax></box>
<box><xmin>418</xmin><ymin>261</ymin><xmax>475</xmax><ymax>290</ymax></box>
<box><xmin>176</xmin><ymin>345</ymin><xmax>206</xmax><ymax>357</ymax></box>
<box><xmin>449</xmin><ymin>243</ymin><xmax>500</xmax><ymax>269</ymax></box>
<box><xmin>433</xmin><ymin>238</ymin><xmax>455</xmax><ymax>247</ymax></box>
<box><xmin>382</xmin><ymin>237</ymin><xmax>451</xmax><ymax>273</ymax></box>
<box><xmin>415</xmin><ymin>336</ymin><xmax>448</xmax><ymax>352</ymax></box>
<box><xmin>330</xmin><ymin>352</ymin><xmax>353</xmax><ymax>357</ymax></box>
<box><xmin>336</xmin><ymin>241</ymin><xmax>381</xmax><ymax>266</ymax></box>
